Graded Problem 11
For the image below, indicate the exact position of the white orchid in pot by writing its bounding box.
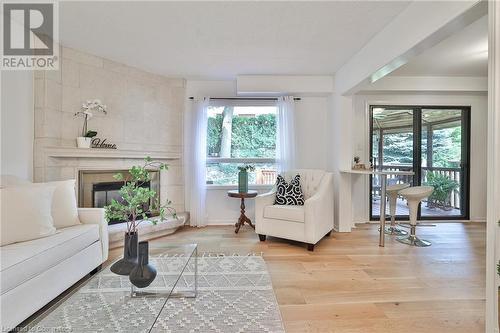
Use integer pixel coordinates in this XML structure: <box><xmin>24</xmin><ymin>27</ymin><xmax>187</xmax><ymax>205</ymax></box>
<box><xmin>74</xmin><ymin>99</ymin><xmax>107</xmax><ymax>148</ymax></box>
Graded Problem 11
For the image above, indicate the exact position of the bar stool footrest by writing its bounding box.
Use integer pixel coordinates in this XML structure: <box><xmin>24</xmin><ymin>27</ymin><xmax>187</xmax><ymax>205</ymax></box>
<box><xmin>396</xmin><ymin>235</ymin><xmax>431</xmax><ymax>247</ymax></box>
<box><xmin>397</xmin><ymin>222</ymin><xmax>436</xmax><ymax>227</ymax></box>
<box><xmin>382</xmin><ymin>226</ymin><xmax>408</xmax><ymax>236</ymax></box>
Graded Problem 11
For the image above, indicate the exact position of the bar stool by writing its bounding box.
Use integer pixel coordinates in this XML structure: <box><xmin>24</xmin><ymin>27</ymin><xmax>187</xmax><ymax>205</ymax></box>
<box><xmin>396</xmin><ymin>186</ymin><xmax>434</xmax><ymax>247</ymax></box>
<box><xmin>384</xmin><ymin>183</ymin><xmax>410</xmax><ymax>236</ymax></box>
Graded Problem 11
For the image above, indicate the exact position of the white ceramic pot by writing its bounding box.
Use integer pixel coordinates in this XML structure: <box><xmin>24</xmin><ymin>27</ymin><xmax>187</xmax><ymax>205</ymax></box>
<box><xmin>76</xmin><ymin>137</ymin><xmax>92</xmax><ymax>148</ymax></box>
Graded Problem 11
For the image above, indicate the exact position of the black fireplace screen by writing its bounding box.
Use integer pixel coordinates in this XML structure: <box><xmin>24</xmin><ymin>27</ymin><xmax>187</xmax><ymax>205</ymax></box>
<box><xmin>79</xmin><ymin>169</ymin><xmax>160</xmax><ymax>225</ymax></box>
<box><xmin>92</xmin><ymin>181</ymin><xmax>151</xmax><ymax>224</ymax></box>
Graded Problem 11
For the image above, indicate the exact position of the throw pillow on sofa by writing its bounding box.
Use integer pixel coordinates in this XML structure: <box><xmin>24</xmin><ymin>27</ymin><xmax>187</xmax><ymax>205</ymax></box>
<box><xmin>49</xmin><ymin>180</ymin><xmax>81</xmax><ymax>228</ymax></box>
<box><xmin>274</xmin><ymin>174</ymin><xmax>305</xmax><ymax>206</ymax></box>
<box><xmin>0</xmin><ymin>184</ymin><xmax>57</xmax><ymax>246</ymax></box>
<box><xmin>1</xmin><ymin>178</ymin><xmax>82</xmax><ymax>228</ymax></box>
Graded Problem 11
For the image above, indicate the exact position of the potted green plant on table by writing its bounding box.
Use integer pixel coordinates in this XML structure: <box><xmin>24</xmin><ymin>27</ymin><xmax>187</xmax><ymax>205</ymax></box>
<box><xmin>105</xmin><ymin>157</ymin><xmax>177</xmax><ymax>276</ymax></box>
<box><xmin>74</xmin><ymin>99</ymin><xmax>106</xmax><ymax>148</ymax></box>
<box><xmin>238</xmin><ymin>165</ymin><xmax>255</xmax><ymax>193</ymax></box>
<box><xmin>424</xmin><ymin>172</ymin><xmax>459</xmax><ymax>210</ymax></box>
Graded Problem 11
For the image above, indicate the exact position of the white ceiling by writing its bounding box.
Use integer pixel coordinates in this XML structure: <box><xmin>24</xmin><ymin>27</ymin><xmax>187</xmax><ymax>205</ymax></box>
<box><xmin>59</xmin><ymin>1</ymin><xmax>410</xmax><ymax>79</ymax></box>
<box><xmin>391</xmin><ymin>15</ymin><xmax>488</xmax><ymax>77</ymax></box>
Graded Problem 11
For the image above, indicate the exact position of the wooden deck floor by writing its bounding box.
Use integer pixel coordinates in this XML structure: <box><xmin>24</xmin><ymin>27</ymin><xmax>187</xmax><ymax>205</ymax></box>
<box><xmin>109</xmin><ymin>222</ymin><xmax>486</xmax><ymax>333</ymax></box>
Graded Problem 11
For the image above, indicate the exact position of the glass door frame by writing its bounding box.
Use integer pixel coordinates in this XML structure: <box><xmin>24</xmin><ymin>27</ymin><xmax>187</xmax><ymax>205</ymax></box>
<box><xmin>369</xmin><ymin>105</ymin><xmax>471</xmax><ymax>221</ymax></box>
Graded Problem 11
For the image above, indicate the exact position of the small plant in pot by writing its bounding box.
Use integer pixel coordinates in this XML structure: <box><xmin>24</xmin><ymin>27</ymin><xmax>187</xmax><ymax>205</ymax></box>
<box><xmin>105</xmin><ymin>157</ymin><xmax>177</xmax><ymax>277</ymax></box>
<box><xmin>424</xmin><ymin>172</ymin><xmax>459</xmax><ymax>210</ymax></box>
<box><xmin>237</xmin><ymin>165</ymin><xmax>255</xmax><ymax>193</ymax></box>
<box><xmin>74</xmin><ymin>99</ymin><xmax>107</xmax><ymax>148</ymax></box>
<box><xmin>78</xmin><ymin>130</ymin><xmax>98</xmax><ymax>147</ymax></box>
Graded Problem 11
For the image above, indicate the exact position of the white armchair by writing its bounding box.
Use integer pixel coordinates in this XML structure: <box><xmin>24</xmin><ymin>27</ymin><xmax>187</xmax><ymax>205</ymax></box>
<box><xmin>255</xmin><ymin>169</ymin><xmax>334</xmax><ymax>251</ymax></box>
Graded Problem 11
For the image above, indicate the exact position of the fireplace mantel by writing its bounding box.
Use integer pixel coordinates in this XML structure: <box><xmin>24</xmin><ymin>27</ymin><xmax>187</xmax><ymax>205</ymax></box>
<box><xmin>44</xmin><ymin>147</ymin><xmax>181</xmax><ymax>160</ymax></box>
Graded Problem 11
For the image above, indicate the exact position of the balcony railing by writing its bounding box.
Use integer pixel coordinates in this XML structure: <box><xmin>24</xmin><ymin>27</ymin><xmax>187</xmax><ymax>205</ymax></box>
<box><xmin>257</xmin><ymin>164</ymin><xmax>462</xmax><ymax>210</ymax></box>
<box><xmin>373</xmin><ymin>164</ymin><xmax>461</xmax><ymax>209</ymax></box>
<box><xmin>256</xmin><ymin>169</ymin><xmax>277</xmax><ymax>185</ymax></box>
<box><xmin>422</xmin><ymin>166</ymin><xmax>461</xmax><ymax>209</ymax></box>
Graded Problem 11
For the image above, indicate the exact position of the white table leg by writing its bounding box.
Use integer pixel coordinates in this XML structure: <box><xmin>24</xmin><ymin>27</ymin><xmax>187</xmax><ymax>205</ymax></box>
<box><xmin>379</xmin><ymin>174</ymin><xmax>387</xmax><ymax>247</ymax></box>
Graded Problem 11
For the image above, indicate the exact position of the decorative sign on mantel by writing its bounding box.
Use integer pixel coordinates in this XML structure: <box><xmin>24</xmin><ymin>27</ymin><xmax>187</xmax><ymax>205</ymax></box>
<box><xmin>91</xmin><ymin>138</ymin><xmax>117</xmax><ymax>149</ymax></box>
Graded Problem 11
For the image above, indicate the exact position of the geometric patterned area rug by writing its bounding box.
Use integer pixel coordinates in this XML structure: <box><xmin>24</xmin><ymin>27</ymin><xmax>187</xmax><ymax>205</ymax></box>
<box><xmin>30</xmin><ymin>256</ymin><xmax>285</xmax><ymax>333</ymax></box>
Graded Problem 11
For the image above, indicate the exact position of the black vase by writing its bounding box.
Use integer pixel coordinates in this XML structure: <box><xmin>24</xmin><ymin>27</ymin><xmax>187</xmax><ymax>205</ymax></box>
<box><xmin>110</xmin><ymin>232</ymin><xmax>138</xmax><ymax>275</ymax></box>
<box><xmin>129</xmin><ymin>241</ymin><xmax>157</xmax><ymax>288</ymax></box>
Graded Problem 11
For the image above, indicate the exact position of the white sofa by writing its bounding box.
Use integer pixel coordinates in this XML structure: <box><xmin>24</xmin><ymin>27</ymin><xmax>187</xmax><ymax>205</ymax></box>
<box><xmin>0</xmin><ymin>208</ymin><xmax>108</xmax><ymax>330</ymax></box>
<box><xmin>255</xmin><ymin>169</ymin><xmax>334</xmax><ymax>251</ymax></box>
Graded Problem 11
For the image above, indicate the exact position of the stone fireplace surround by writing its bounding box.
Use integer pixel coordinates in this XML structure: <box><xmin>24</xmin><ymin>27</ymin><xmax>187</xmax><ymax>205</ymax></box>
<box><xmin>78</xmin><ymin>169</ymin><xmax>160</xmax><ymax>224</ymax></box>
<box><xmin>39</xmin><ymin>148</ymin><xmax>188</xmax><ymax>247</ymax></box>
<box><xmin>33</xmin><ymin>46</ymin><xmax>188</xmax><ymax>244</ymax></box>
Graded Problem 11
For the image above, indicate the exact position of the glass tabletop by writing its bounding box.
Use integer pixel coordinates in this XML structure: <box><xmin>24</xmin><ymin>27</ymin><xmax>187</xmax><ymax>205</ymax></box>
<box><xmin>28</xmin><ymin>243</ymin><xmax>198</xmax><ymax>333</ymax></box>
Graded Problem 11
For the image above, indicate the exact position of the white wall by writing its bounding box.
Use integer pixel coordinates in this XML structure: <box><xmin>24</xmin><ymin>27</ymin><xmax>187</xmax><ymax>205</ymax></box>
<box><xmin>185</xmin><ymin>79</ymin><xmax>330</xmax><ymax>224</ymax></box>
<box><xmin>0</xmin><ymin>71</ymin><xmax>34</xmax><ymax>181</ymax></box>
<box><xmin>237</xmin><ymin>75</ymin><xmax>334</xmax><ymax>96</ymax></box>
<box><xmin>351</xmin><ymin>92</ymin><xmax>488</xmax><ymax>222</ymax></box>
<box><xmin>295</xmin><ymin>97</ymin><xmax>328</xmax><ymax>170</ymax></box>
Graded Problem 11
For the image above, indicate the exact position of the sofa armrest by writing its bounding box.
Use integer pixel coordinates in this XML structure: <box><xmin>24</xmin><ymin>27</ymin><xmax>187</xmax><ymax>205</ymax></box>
<box><xmin>304</xmin><ymin>173</ymin><xmax>334</xmax><ymax>243</ymax></box>
<box><xmin>255</xmin><ymin>190</ymin><xmax>276</xmax><ymax>233</ymax></box>
<box><xmin>78</xmin><ymin>208</ymin><xmax>109</xmax><ymax>262</ymax></box>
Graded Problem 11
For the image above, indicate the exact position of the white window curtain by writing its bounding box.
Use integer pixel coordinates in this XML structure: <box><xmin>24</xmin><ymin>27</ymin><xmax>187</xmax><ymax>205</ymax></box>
<box><xmin>188</xmin><ymin>97</ymin><xmax>210</xmax><ymax>227</ymax></box>
<box><xmin>276</xmin><ymin>96</ymin><xmax>297</xmax><ymax>174</ymax></box>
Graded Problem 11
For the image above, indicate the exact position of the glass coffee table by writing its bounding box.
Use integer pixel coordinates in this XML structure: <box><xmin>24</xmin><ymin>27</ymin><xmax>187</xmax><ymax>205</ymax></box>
<box><xmin>28</xmin><ymin>243</ymin><xmax>198</xmax><ymax>332</ymax></box>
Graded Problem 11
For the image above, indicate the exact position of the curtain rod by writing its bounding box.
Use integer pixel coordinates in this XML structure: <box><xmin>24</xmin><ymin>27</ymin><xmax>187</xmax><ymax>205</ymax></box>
<box><xmin>188</xmin><ymin>97</ymin><xmax>301</xmax><ymax>101</ymax></box>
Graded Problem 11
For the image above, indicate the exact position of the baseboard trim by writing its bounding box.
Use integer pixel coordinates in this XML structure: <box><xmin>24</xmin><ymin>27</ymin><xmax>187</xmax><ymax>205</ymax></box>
<box><xmin>206</xmin><ymin>219</ymin><xmax>237</xmax><ymax>226</ymax></box>
<box><xmin>360</xmin><ymin>219</ymin><xmax>486</xmax><ymax>224</ymax></box>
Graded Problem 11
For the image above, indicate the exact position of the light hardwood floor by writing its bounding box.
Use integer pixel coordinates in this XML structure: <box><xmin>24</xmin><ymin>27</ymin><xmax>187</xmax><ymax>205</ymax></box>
<box><xmin>110</xmin><ymin>222</ymin><xmax>486</xmax><ymax>333</ymax></box>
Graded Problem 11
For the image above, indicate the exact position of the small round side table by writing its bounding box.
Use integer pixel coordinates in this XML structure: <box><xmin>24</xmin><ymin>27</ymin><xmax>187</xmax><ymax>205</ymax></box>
<box><xmin>227</xmin><ymin>190</ymin><xmax>258</xmax><ymax>233</ymax></box>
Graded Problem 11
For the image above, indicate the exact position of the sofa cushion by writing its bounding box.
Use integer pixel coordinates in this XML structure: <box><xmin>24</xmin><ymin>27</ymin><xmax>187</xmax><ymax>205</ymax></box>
<box><xmin>0</xmin><ymin>184</ymin><xmax>57</xmax><ymax>246</ymax></box>
<box><xmin>264</xmin><ymin>205</ymin><xmax>305</xmax><ymax>223</ymax></box>
<box><xmin>49</xmin><ymin>180</ymin><xmax>81</xmax><ymax>228</ymax></box>
<box><xmin>3</xmin><ymin>179</ymin><xmax>82</xmax><ymax>229</ymax></box>
<box><xmin>0</xmin><ymin>224</ymin><xmax>100</xmax><ymax>294</ymax></box>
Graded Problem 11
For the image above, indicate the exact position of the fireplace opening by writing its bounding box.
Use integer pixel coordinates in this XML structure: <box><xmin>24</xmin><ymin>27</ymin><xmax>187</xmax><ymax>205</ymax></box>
<box><xmin>79</xmin><ymin>170</ymin><xmax>160</xmax><ymax>225</ymax></box>
<box><xmin>92</xmin><ymin>181</ymin><xmax>152</xmax><ymax>225</ymax></box>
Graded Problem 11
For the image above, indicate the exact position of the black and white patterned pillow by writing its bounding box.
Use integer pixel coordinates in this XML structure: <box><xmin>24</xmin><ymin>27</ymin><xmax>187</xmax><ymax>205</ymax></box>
<box><xmin>274</xmin><ymin>174</ymin><xmax>305</xmax><ymax>206</ymax></box>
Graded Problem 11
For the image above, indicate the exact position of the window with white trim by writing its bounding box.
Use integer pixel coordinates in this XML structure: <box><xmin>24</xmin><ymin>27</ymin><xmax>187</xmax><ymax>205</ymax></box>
<box><xmin>206</xmin><ymin>100</ymin><xmax>277</xmax><ymax>185</ymax></box>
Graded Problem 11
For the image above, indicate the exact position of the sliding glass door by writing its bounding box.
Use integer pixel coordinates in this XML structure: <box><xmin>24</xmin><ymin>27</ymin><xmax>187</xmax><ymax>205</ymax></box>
<box><xmin>370</xmin><ymin>105</ymin><xmax>470</xmax><ymax>220</ymax></box>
